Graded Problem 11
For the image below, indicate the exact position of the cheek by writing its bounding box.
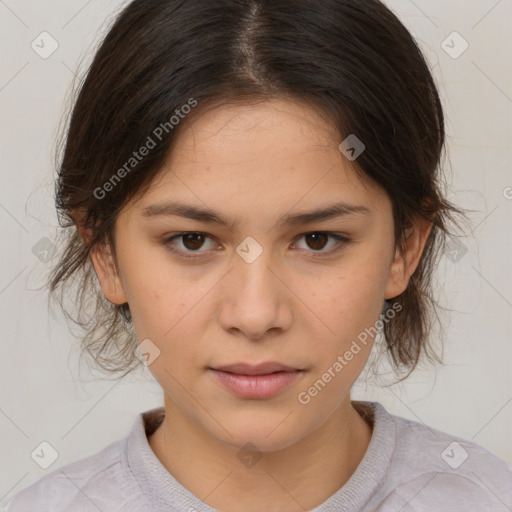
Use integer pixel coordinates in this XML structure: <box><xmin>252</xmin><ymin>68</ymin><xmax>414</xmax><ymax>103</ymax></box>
<box><xmin>309</xmin><ymin>262</ymin><xmax>387</xmax><ymax>325</ymax></box>
<box><xmin>343</xmin><ymin>243</ymin><xmax>392</xmax><ymax>304</ymax></box>
<box><xmin>299</xmin><ymin>254</ymin><xmax>390</xmax><ymax>368</ymax></box>
<box><xmin>127</xmin><ymin>276</ymin><xmax>215</xmax><ymax>375</ymax></box>
<box><xmin>118</xmin><ymin>248</ymin><xmax>196</xmax><ymax>334</ymax></box>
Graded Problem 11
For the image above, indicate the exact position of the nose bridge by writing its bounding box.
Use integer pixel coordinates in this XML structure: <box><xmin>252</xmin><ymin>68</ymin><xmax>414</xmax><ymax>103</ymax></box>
<box><xmin>232</xmin><ymin>236</ymin><xmax>278</xmax><ymax>301</ymax></box>
<box><xmin>218</xmin><ymin>236</ymin><xmax>290</xmax><ymax>338</ymax></box>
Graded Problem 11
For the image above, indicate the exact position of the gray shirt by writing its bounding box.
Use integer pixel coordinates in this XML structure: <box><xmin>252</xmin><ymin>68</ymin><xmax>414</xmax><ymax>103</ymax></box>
<box><xmin>4</xmin><ymin>401</ymin><xmax>512</xmax><ymax>511</ymax></box>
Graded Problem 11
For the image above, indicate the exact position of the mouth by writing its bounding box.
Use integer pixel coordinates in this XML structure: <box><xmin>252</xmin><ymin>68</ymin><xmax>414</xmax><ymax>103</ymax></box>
<box><xmin>210</xmin><ymin>361</ymin><xmax>302</xmax><ymax>376</ymax></box>
<box><xmin>208</xmin><ymin>362</ymin><xmax>304</xmax><ymax>399</ymax></box>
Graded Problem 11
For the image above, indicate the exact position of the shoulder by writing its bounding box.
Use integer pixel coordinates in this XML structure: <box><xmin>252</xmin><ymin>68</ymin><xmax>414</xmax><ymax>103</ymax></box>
<box><xmin>3</xmin><ymin>436</ymin><xmax>143</xmax><ymax>512</ymax></box>
<box><xmin>375</xmin><ymin>404</ymin><xmax>512</xmax><ymax>511</ymax></box>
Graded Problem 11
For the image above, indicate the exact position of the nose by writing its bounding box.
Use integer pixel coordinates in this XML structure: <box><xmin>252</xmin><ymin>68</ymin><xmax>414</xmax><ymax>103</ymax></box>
<box><xmin>216</xmin><ymin>247</ymin><xmax>293</xmax><ymax>340</ymax></box>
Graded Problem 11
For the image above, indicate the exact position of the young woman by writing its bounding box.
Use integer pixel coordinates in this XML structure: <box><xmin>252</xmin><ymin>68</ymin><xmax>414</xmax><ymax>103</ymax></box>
<box><xmin>5</xmin><ymin>0</ymin><xmax>511</xmax><ymax>510</ymax></box>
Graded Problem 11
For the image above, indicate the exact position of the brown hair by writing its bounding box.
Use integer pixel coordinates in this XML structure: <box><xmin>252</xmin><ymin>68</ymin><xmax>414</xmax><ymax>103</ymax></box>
<box><xmin>48</xmin><ymin>0</ymin><xmax>467</xmax><ymax>380</ymax></box>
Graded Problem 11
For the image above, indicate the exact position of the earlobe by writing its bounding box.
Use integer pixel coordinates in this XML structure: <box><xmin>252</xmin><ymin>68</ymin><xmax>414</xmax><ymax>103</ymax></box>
<box><xmin>90</xmin><ymin>241</ymin><xmax>128</xmax><ymax>306</ymax></box>
<box><xmin>385</xmin><ymin>217</ymin><xmax>433</xmax><ymax>300</ymax></box>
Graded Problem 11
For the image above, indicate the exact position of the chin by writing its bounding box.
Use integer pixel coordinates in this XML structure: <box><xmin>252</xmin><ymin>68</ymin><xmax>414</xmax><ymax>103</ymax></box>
<box><xmin>209</xmin><ymin>411</ymin><xmax>309</xmax><ymax>453</ymax></box>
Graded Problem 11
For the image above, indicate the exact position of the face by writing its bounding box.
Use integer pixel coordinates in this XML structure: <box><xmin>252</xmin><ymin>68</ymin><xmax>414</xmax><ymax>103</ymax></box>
<box><xmin>91</xmin><ymin>99</ymin><xmax>428</xmax><ymax>451</ymax></box>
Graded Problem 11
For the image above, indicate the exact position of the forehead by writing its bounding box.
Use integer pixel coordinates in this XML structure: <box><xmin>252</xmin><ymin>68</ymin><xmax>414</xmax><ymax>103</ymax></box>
<box><xmin>168</xmin><ymin>99</ymin><xmax>341</xmax><ymax>171</ymax></box>
<box><xmin>122</xmin><ymin>99</ymin><xmax>388</xmax><ymax>224</ymax></box>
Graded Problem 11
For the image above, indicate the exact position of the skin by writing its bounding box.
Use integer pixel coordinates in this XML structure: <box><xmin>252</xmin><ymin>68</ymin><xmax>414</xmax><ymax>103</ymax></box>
<box><xmin>86</xmin><ymin>98</ymin><xmax>432</xmax><ymax>511</ymax></box>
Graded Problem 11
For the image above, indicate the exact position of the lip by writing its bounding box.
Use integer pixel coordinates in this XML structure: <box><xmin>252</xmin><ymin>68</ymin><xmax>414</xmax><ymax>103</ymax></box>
<box><xmin>209</xmin><ymin>362</ymin><xmax>304</xmax><ymax>399</ymax></box>
<box><xmin>212</xmin><ymin>362</ymin><xmax>301</xmax><ymax>376</ymax></box>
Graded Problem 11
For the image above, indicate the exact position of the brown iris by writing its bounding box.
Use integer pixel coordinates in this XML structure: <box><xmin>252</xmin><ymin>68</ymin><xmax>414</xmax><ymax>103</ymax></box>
<box><xmin>304</xmin><ymin>233</ymin><xmax>329</xmax><ymax>251</ymax></box>
<box><xmin>181</xmin><ymin>232</ymin><xmax>206</xmax><ymax>250</ymax></box>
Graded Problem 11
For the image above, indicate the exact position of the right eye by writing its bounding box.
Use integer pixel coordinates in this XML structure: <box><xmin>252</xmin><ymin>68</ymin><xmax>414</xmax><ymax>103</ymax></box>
<box><xmin>161</xmin><ymin>231</ymin><xmax>220</xmax><ymax>259</ymax></box>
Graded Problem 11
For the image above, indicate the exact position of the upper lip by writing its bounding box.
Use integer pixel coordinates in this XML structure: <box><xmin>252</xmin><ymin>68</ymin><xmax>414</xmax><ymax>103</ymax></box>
<box><xmin>211</xmin><ymin>362</ymin><xmax>301</xmax><ymax>376</ymax></box>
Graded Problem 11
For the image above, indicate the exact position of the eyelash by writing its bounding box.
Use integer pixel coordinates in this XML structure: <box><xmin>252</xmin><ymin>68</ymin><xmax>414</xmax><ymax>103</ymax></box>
<box><xmin>161</xmin><ymin>231</ymin><xmax>350</xmax><ymax>260</ymax></box>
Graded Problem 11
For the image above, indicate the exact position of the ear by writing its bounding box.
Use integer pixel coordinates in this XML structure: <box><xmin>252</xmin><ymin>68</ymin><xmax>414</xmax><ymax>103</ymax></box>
<box><xmin>91</xmin><ymin>241</ymin><xmax>128</xmax><ymax>305</ymax></box>
<box><xmin>385</xmin><ymin>216</ymin><xmax>433</xmax><ymax>300</ymax></box>
<box><xmin>77</xmin><ymin>225</ymin><xmax>128</xmax><ymax>305</ymax></box>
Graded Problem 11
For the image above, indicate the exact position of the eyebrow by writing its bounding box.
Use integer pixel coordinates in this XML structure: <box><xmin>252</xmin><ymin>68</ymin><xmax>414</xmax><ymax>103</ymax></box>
<box><xmin>141</xmin><ymin>200</ymin><xmax>370</xmax><ymax>230</ymax></box>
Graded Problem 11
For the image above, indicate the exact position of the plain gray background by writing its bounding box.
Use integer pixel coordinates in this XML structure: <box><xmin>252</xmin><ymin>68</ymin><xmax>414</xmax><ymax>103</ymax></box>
<box><xmin>1</xmin><ymin>0</ymin><xmax>511</xmax><ymax>506</ymax></box>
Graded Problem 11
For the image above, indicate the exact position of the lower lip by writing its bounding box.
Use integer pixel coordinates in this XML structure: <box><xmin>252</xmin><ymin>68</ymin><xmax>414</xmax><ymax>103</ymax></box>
<box><xmin>209</xmin><ymin>369</ymin><xmax>303</xmax><ymax>399</ymax></box>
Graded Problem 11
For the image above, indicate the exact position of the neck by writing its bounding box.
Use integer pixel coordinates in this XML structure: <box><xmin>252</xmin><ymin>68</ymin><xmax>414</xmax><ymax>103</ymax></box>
<box><xmin>148</xmin><ymin>395</ymin><xmax>373</xmax><ymax>512</ymax></box>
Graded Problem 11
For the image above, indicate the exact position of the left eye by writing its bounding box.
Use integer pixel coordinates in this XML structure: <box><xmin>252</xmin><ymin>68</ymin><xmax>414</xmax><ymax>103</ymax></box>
<box><xmin>162</xmin><ymin>231</ymin><xmax>349</xmax><ymax>258</ymax></box>
<box><xmin>293</xmin><ymin>232</ymin><xmax>348</xmax><ymax>254</ymax></box>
